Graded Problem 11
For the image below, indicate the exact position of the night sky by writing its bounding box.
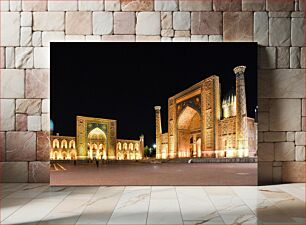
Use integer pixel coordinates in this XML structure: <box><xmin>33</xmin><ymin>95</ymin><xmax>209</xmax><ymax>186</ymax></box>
<box><xmin>51</xmin><ymin>43</ymin><xmax>257</xmax><ymax>147</ymax></box>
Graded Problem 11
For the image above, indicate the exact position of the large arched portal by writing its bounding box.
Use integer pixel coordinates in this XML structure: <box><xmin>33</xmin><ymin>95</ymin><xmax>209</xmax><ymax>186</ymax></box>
<box><xmin>177</xmin><ymin>106</ymin><xmax>201</xmax><ymax>158</ymax></box>
<box><xmin>87</xmin><ymin>127</ymin><xmax>107</xmax><ymax>159</ymax></box>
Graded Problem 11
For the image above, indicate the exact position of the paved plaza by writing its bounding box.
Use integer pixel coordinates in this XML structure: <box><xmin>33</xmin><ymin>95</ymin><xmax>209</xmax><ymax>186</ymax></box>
<box><xmin>50</xmin><ymin>162</ymin><xmax>257</xmax><ymax>186</ymax></box>
<box><xmin>0</xmin><ymin>183</ymin><xmax>305</xmax><ymax>224</ymax></box>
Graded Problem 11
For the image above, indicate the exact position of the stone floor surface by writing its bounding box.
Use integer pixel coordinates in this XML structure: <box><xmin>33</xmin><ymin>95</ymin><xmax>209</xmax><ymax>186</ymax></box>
<box><xmin>0</xmin><ymin>183</ymin><xmax>305</xmax><ymax>224</ymax></box>
<box><xmin>50</xmin><ymin>162</ymin><xmax>257</xmax><ymax>186</ymax></box>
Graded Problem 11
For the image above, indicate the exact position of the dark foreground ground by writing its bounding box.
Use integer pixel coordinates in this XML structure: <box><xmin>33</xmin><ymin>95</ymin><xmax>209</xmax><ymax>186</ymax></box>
<box><xmin>50</xmin><ymin>162</ymin><xmax>257</xmax><ymax>186</ymax></box>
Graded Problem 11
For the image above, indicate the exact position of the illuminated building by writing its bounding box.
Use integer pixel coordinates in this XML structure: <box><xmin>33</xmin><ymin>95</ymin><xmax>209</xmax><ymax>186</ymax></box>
<box><xmin>50</xmin><ymin>116</ymin><xmax>144</xmax><ymax>160</ymax></box>
<box><xmin>155</xmin><ymin>66</ymin><xmax>257</xmax><ymax>159</ymax></box>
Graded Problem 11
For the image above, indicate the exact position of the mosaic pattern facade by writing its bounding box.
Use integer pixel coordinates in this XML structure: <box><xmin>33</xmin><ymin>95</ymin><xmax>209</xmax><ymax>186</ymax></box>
<box><xmin>50</xmin><ymin>116</ymin><xmax>144</xmax><ymax>160</ymax></box>
<box><xmin>155</xmin><ymin>66</ymin><xmax>257</xmax><ymax>159</ymax></box>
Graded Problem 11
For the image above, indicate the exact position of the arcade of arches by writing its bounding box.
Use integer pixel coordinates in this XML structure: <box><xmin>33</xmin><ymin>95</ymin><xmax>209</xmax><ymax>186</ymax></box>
<box><xmin>50</xmin><ymin>116</ymin><xmax>144</xmax><ymax>160</ymax></box>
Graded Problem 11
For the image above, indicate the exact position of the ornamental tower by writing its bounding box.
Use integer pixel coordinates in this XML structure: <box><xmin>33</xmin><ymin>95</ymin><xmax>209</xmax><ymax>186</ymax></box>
<box><xmin>154</xmin><ymin>106</ymin><xmax>162</xmax><ymax>159</ymax></box>
<box><xmin>234</xmin><ymin>66</ymin><xmax>249</xmax><ymax>157</ymax></box>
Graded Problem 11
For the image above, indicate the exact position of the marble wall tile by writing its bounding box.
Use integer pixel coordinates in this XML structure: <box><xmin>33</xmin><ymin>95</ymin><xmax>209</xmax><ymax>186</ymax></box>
<box><xmin>254</xmin><ymin>12</ymin><xmax>268</xmax><ymax>46</ymax></box>
<box><xmin>0</xmin><ymin>0</ymin><xmax>9</xmax><ymax>11</ymax></box>
<box><xmin>155</xmin><ymin>0</ymin><xmax>178</xmax><ymax>11</ymax></box>
<box><xmin>41</xmin><ymin>99</ymin><xmax>50</xmax><ymax>115</ymax></box>
<box><xmin>66</xmin><ymin>12</ymin><xmax>92</xmax><ymax>35</ymax></box>
<box><xmin>0</xmin><ymin>47</ymin><xmax>5</xmax><ymax>69</ymax></box>
<box><xmin>114</xmin><ymin>12</ymin><xmax>135</xmax><ymax>35</ymax></box>
<box><xmin>121</xmin><ymin>0</ymin><xmax>153</xmax><ymax>11</ymax></box>
<box><xmin>41</xmin><ymin>31</ymin><xmax>65</xmax><ymax>47</ymax></box>
<box><xmin>15</xmin><ymin>47</ymin><xmax>33</xmax><ymax>69</ymax></box>
<box><xmin>258</xmin><ymin>47</ymin><xmax>276</xmax><ymax>69</ymax></box>
<box><xmin>33</xmin><ymin>12</ymin><xmax>65</xmax><ymax>31</ymax></box>
<box><xmin>242</xmin><ymin>0</ymin><xmax>265</xmax><ymax>11</ymax></box>
<box><xmin>161</xmin><ymin>29</ymin><xmax>174</xmax><ymax>37</ymax></box>
<box><xmin>0</xmin><ymin>132</ymin><xmax>5</xmax><ymax>161</ymax></box>
<box><xmin>29</xmin><ymin>161</ymin><xmax>49</xmax><ymax>182</ymax></box>
<box><xmin>20</xmin><ymin>12</ymin><xmax>32</xmax><ymax>27</ymax></box>
<box><xmin>33</xmin><ymin>47</ymin><xmax>50</xmax><ymax>68</ymax></box>
<box><xmin>93</xmin><ymin>12</ymin><xmax>113</xmax><ymax>35</ymax></box>
<box><xmin>78</xmin><ymin>0</ymin><xmax>104</xmax><ymax>11</ymax></box>
<box><xmin>105</xmin><ymin>0</ymin><xmax>120</xmax><ymax>11</ymax></box>
<box><xmin>299</xmin><ymin>0</ymin><xmax>304</xmax><ymax>10</ymax></box>
<box><xmin>0</xmin><ymin>69</ymin><xmax>24</xmax><ymax>98</ymax></box>
<box><xmin>269</xmin><ymin>18</ymin><xmax>291</xmax><ymax>46</ymax></box>
<box><xmin>20</xmin><ymin>27</ymin><xmax>32</xmax><ymax>47</ymax></box>
<box><xmin>191</xmin><ymin>12</ymin><xmax>222</xmax><ymax>35</ymax></box>
<box><xmin>36</xmin><ymin>131</ymin><xmax>50</xmax><ymax>161</ymax></box>
<box><xmin>258</xmin><ymin>111</ymin><xmax>269</xmax><ymax>131</ymax></box>
<box><xmin>1</xmin><ymin>12</ymin><xmax>20</xmax><ymax>46</ymax></box>
<box><xmin>264</xmin><ymin>132</ymin><xmax>286</xmax><ymax>142</ymax></box>
<box><xmin>101</xmin><ymin>35</ymin><xmax>135</xmax><ymax>42</ymax></box>
<box><xmin>85</xmin><ymin>35</ymin><xmax>101</xmax><ymax>41</ymax></box>
<box><xmin>282</xmin><ymin>162</ymin><xmax>306</xmax><ymax>182</ymax></box>
<box><xmin>258</xmin><ymin>162</ymin><xmax>273</xmax><ymax>185</ymax></box>
<box><xmin>173</xmin><ymin>12</ymin><xmax>190</xmax><ymax>31</ymax></box>
<box><xmin>22</xmin><ymin>0</ymin><xmax>47</xmax><ymax>11</ymax></box>
<box><xmin>0</xmin><ymin>99</ymin><xmax>15</xmax><ymax>131</ymax></box>
<box><xmin>291</xmin><ymin>18</ymin><xmax>304</xmax><ymax>47</ymax></box>
<box><xmin>191</xmin><ymin>35</ymin><xmax>208</xmax><ymax>42</ymax></box>
<box><xmin>223</xmin><ymin>12</ymin><xmax>253</xmax><ymax>41</ymax></box>
<box><xmin>179</xmin><ymin>0</ymin><xmax>212</xmax><ymax>11</ymax></box>
<box><xmin>25</xmin><ymin>69</ymin><xmax>50</xmax><ymax>98</ymax></box>
<box><xmin>258</xmin><ymin>98</ymin><xmax>269</xmax><ymax>112</ymax></box>
<box><xmin>27</xmin><ymin>115</ymin><xmax>41</xmax><ymax>131</ymax></box>
<box><xmin>161</xmin><ymin>12</ymin><xmax>172</xmax><ymax>29</ymax></box>
<box><xmin>295</xmin><ymin>132</ymin><xmax>305</xmax><ymax>146</ymax></box>
<box><xmin>136</xmin><ymin>35</ymin><xmax>161</xmax><ymax>42</ymax></box>
<box><xmin>5</xmin><ymin>47</ymin><xmax>15</xmax><ymax>69</ymax></box>
<box><xmin>269</xmin><ymin>99</ymin><xmax>301</xmax><ymax>131</ymax></box>
<box><xmin>295</xmin><ymin>146</ymin><xmax>305</xmax><ymax>161</ymax></box>
<box><xmin>258</xmin><ymin>143</ymin><xmax>274</xmax><ymax>161</ymax></box>
<box><xmin>276</xmin><ymin>47</ymin><xmax>290</xmax><ymax>68</ymax></box>
<box><xmin>48</xmin><ymin>0</ymin><xmax>78</xmax><ymax>11</ymax></box>
<box><xmin>32</xmin><ymin>31</ymin><xmax>42</xmax><ymax>47</ymax></box>
<box><xmin>6</xmin><ymin>132</ymin><xmax>36</xmax><ymax>161</ymax></box>
<box><xmin>286</xmin><ymin>132</ymin><xmax>295</xmax><ymax>142</ymax></box>
<box><xmin>208</xmin><ymin>35</ymin><xmax>223</xmax><ymax>42</ymax></box>
<box><xmin>266</xmin><ymin>0</ymin><xmax>294</xmax><ymax>11</ymax></box>
<box><xmin>0</xmin><ymin>162</ymin><xmax>28</xmax><ymax>182</ymax></box>
<box><xmin>136</xmin><ymin>12</ymin><xmax>160</xmax><ymax>35</ymax></box>
<box><xmin>16</xmin><ymin>114</ymin><xmax>27</xmax><ymax>131</ymax></box>
<box><xmin>258</xmin><ymin>69</ymin><xmax>304</xmax><ymax>98</ymax></box>
<box><xmin>65</xmin><ymin>35</ymin><xmax>86</xmax><ymax>41</ymax></box>
<box><xmin>213</xmin><ymin>0</ymin><xmax>242</xmax><ymax>11</ymax></box>
<box><xmin>290</xmin><ymin>47</ymin><xmax>301</xmax><ymax>68</ymax></box>
<box><xmin>274</xmin><ymin>142</ymin><xmax>295</xmax><ymax>161</ymax></box>
<box><xmin>41</xmin><ymin>113</ymin><xmax>50</xmax><ymax>131</ymax></box>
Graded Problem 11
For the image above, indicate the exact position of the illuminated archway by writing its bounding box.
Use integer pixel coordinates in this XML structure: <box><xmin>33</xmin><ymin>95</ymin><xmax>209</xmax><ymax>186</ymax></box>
<box><xmin>87</xmin><ymin>127</ymin><xmax>107</xmax><ymax>159</ymax></box>
<box><xmin>177</xmin><ymin>106</ymin><xmax>201</xmax><ymax>157</ymax></box>
<box><xmin>61</xmin><ymin>140</ymin><xmax>68</xmax><ymax>149</ymax></box>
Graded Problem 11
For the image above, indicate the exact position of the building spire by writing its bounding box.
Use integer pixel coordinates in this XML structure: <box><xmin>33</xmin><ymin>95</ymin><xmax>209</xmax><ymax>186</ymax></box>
<box><xmin>154</xmin><ymin>106</ymin><xmax>162</xmax><ymax>159</ymax></box>
<box><xmin>234</xmin><ymin>66</ymin><xmax>248</xmax><ymax>157</ymax></box>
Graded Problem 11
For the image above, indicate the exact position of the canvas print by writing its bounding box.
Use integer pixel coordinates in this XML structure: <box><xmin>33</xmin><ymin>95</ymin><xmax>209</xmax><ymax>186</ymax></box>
<box><xmin>50</xmin><ymin>43</ymin><xmax>257</xmax><ymax>186</ymax></box>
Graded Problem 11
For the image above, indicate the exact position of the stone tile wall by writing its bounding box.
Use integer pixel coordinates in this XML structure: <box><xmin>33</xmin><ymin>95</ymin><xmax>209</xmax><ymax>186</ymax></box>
<box><xmin>0</xmin><ymin>0</ymin><xmax>304</xmax><ymax>184</ymax></box>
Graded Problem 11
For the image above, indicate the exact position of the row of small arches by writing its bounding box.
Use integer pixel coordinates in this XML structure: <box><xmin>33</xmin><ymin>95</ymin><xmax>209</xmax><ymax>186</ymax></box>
<box><xmin>52</xmin><ymin>139</ymin><xmax>76</xmax><ymax>149</ymax></box>
<box><xmin>117</xmin><ymin>142</ymin><xmax>139</xmax><ymax>151</ymax></box>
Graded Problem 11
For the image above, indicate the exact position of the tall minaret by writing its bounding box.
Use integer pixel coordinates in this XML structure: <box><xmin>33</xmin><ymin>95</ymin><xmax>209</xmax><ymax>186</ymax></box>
<box><xmin>139</xmin><ymin>135</ymin><xmax>145</xmax><ymax>159</ymax></box>
<box><xmin>233</xmin><ymin>66</ymin><xmax>249</xmax><ymax>157</ymax></box>
<box><xmin>154</xmin><ymin>106</ymin><xmax>162</xmax><ymax>159</ymax></box>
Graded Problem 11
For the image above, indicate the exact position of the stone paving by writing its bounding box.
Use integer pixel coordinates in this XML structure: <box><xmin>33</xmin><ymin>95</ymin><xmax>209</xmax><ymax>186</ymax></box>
<box><xmin>0</xmin><ymin>183</ymin><xmax>305</xmax><ymax>224</ymax></box>
<box><xmin>50</xmin><ymin>162</ymin><xmax>257</xmax><ymax>186</ymax></box>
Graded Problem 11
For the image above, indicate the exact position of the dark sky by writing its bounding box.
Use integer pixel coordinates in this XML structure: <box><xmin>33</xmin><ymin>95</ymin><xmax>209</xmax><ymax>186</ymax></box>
<box><xmin>51</xmin><ymin>43</ymin><xmax>257</xmax><ymax>147</ymax></box>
